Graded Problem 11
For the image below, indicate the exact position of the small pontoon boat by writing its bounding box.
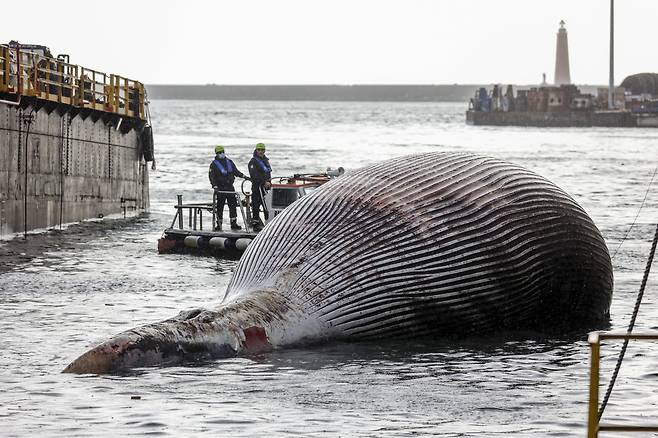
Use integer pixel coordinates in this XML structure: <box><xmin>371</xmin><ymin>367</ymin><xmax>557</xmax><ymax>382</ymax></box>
<box><xmin>157</xmin><ymin>168</ymin><xmax>343</xmax><ymax>257</ymax></box>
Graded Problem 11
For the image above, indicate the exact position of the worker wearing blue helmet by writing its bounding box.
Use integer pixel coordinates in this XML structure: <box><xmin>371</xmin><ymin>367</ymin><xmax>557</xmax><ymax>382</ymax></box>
<box><xmin>209</xmin><ymin>145</ymin><xmax>247</xmax><ymax>230</ymax></box>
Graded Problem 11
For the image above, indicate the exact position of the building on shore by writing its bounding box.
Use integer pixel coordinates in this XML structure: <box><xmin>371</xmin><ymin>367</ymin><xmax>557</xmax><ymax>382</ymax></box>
<box><xmin>466</xmin><ymin>80</ymin><xmax>658</xmax><ymax>128</ymax></box>
<box><xmin>466</xmin><ymin>21</ymin><xmax>658</xmax><ymax>128</ymax></box>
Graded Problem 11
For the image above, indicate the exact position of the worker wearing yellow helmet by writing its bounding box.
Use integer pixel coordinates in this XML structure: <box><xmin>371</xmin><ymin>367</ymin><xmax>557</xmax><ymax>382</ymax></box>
<box><xmin>248</xmin><ymin>142</ymin><xmax>272</xmax><ymax>231</ymax></box>
<box><xmin>209</xmin><ymin>145</ymin><xmax>248</xmax><ymax>231</ymax></box>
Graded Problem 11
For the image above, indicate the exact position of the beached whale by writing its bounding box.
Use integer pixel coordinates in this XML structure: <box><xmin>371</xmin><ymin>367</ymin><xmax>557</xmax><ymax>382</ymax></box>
<box><xmin>64</xmin><ymin>152</ymin><xmax>613</xmax><ymax>374</ymax></box>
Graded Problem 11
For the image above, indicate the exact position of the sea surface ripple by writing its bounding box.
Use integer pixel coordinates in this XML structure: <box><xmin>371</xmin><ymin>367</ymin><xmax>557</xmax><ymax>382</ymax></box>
<box><xmin>1</xmin><ymin>100</ymin><xmax>658</xmax><ymax>437</ymax></box>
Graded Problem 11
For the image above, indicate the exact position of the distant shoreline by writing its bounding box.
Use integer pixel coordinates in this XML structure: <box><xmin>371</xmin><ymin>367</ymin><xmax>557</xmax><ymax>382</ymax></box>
<box><xmin>145</xmin><ymin>84</ymin><xmax>603</xmax><ymax>102</ymax></box>
<box><xmin>146</xmin><ymin>84</ymin><xmax>479</xmax><ymax>102</ymax></box>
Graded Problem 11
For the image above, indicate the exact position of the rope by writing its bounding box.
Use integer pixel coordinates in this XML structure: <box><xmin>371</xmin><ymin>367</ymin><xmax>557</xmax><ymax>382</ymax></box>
<box><xmin>598</xmin><ymin>221</ymin><xmax>658</xmax><ymax>420</ymax></box>
<box><xmin>611</xmin><ymin>164</ymin><xmax>658</xmax><ymax>260</ymax></box>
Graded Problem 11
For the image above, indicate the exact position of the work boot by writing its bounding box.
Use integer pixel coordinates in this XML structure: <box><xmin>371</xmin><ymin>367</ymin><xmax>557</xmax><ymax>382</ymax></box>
<box><xmin>230</xmin><ymin>218</ymin><xmax>242</xmax><ymax>231</ymax></box>
<box><xmin>252</xmin><ymin>219</ymin><xmax>264</xmax><ymax>232</ymax></box>
<box><xmin>214</xmin><ymin>217</ymin><xmax>223</xmax><ymax>231</ymax></box>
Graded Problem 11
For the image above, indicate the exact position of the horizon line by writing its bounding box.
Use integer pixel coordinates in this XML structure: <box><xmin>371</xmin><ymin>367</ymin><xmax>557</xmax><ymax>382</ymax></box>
<box><xmin>146</xmin><ymin>83</ymin><xmax>609</xmax><ymax>86</ymax></box>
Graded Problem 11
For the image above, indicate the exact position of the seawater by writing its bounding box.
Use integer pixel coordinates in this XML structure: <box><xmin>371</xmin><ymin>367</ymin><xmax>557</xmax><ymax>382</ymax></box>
<box><xmin>1</xmin><ymin>100</ymin><xmax>658</xmax><ymax>437</ymax></box>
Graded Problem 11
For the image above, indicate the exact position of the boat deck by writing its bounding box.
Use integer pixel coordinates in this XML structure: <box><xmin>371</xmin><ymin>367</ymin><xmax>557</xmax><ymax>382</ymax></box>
<box><xmin>158</xmin><ymin>171</ymin><xmax>342</xmax><ymax>257</ymax></box>
<box><xmin>157</xmin><ymin>193</ymin><xmax>258</xmax><ymax>257</ymax></box>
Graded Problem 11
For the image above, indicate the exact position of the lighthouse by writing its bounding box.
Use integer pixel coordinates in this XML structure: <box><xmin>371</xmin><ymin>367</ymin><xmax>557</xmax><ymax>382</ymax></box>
<box><xmin>554</xmin><ymin>20</ymin><xmax>571</xmax><ymax>85</ymax></box>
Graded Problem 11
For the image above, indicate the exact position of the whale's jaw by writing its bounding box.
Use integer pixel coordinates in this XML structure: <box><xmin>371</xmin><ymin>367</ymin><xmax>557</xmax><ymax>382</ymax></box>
<box><xmin>62</xmin><ymin>326</ymin><xmax>246</xmax><ymax>374</ymax></box>
<box><xmin>63</xmin><ymin>291</ymin><xmax>323</xmax><ymax>374</ymax></box>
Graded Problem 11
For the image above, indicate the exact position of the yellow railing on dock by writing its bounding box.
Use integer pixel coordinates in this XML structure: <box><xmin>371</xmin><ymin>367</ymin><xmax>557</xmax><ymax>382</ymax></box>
<box><xmin>0</xmin><ymin>43</ymin><xmax>146</xmax><ymax>120</ymax></box>
<box><xmin>587</xmin><ymin>331</ymin><xmax>658</xmax><ymax>437</ymax></box>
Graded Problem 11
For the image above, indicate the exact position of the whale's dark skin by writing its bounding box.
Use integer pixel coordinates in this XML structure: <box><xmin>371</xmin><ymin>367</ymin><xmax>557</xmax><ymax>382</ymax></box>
<box><xmin>64</xmin><ymin>152</ymin><xmax>613</xmax><ymax>374</ymax></box>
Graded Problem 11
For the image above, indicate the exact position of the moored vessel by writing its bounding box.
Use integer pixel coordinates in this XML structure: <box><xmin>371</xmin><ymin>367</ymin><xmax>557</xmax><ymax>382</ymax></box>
<box><xmin>158</xmin><ymin>170</ymin><xmax>343</xmax><ymax>257</ymax></box>
<box><xmin>0</xmin><ymin>41</ymin><xmax>154</xmax><ymax>238</ymax></box>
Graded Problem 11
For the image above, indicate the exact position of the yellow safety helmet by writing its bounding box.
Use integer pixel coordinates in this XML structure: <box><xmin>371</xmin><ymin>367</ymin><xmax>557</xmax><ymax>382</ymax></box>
<box><xmin>255</xmin><ymin>143</ymin><xmax>266</xmax><ymax>151</ymax></box>
<box><xmin>215</xmin><ymin>145</ymin><xmax>225</xmax><ymax>154</ymax></box>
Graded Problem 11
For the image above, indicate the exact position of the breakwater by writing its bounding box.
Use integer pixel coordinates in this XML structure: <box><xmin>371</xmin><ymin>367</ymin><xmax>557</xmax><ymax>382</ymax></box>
<box><xmin>466</xmin><ymin>109</ymin><xmax>657</xmax><ymax>128</ymax></box>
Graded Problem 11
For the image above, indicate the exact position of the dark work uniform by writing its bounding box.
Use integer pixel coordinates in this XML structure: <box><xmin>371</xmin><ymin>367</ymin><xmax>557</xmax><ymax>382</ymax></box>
<box><xmin>208</xmin><ymin>155</ymin><xmax>246</xmax><ymax>221</ymax></box>
<box><xmin>248</xmin><ymin>151</ymin><xmax>272</xmax><ymax>223</ymax></box>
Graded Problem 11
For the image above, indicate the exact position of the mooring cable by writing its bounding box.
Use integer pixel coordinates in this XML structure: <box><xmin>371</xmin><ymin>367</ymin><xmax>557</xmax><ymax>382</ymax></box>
<box><xmin>598</xmin><ymin>220</ymin><xmax>658</xmax><ymax>420</ymax></box>
<box><xmin>610</xmin><ymin>164</ymin><xmax>658</xmax><ymax>260</ymax></box>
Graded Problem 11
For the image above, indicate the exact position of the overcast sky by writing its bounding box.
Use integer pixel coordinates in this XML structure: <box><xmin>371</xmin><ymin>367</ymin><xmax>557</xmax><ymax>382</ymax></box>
<box><xmin>4</xmin><ymin>0</ymin><xmax>656</xmax><ymax>85</ymax></box>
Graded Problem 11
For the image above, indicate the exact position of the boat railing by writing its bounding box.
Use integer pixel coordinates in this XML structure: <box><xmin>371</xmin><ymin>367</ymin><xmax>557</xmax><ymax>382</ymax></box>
<box><xmin>0</xmin><ymin>43</ymin><xmax>145</xmax><ymax>120</ymax></box>
<box><xmin>587</xmin><ymin>331</ymin><xmax>658</xmax><ymax>437</ymax></box>
<box><xmin>169</xmin><ymin>192</ymin><xmax>253</xmax><ymax>233</ymax></box>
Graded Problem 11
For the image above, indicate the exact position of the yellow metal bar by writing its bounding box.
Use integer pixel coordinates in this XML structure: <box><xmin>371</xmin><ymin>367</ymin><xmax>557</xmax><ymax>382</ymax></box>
<box><xmin>92</xmin><ymin>70</ymin><xmax>97</xmax><ymax>110</ymax></box>
<box><xmin>115</xmin><ymin>75</ymin><xmax>120</xmax><ymax>112</ymax></box>
<box><xmin>57</xmin><ymin>62</ymin><xmax>63</xmax><ymax>103</ymax></box>
<box><xmin>141</xmin><ymin>83</ymin><xmax>146</xmax><ymax>119</ymax></box>
<box><xmin>138</xmin><ymin>83</ymin><xmax>144</xmax><ymax>119</ymax></box>
<box><xmin>79</xmin><ymin>67</ymin><xmax>84</xmax><ymax>105</ymax></box>
<box><xmin>0</xmin><ymin>46</ymin><xmax>6</xmax><ymax>90</ymax></box>
<box><xmin>123</xmin><ymin>77</ymin><xmax>129</xmax><ymax>116</ymax></box>
<box><xmin>16</xmin><ymin>47</ymin><xmax>22</xmax><ymax>94</ymax></box>
<box><xmin>587</xmin><ymin>332</ymin><xmax>600</xmax><ymax>438</ymax></box>
<box><xmin>73</xmin><ymin>65</ymin><xmax>79</xmax><ymax>106</ymax></box>
<box><xmin>1</xmin><ymin>43</ymin><xmax>147</xmax><ymax>120</ymax></box>
<box><xmin>102</xmin><ymin>72</ymin><xmax>107</xmax><ymax>109</ymax></box>
<box><xmin>106</xmin><ymin>74</ymin><xmax>113</xmax><ymax>111</ymax></box>
<box><xmin>19</xmin><ymin>61</ymin><xmax>24</xmax><ymax>94</ymax></box>
<box><xmin>588</xmin><ymin>331</ymin><xmax>658</xmax><ymax>435</ymax></box>
<box><xmin>44</xmin><ymin>60</ymin><xmax>50</xmax><ymax>101</ymax></box>
<box><xmin>32</xmin><ymin>56</ymin><xmax>38</xmax><ymax>96</ymax></box>
<box><xmin>112</xmin><ymin>75</ymin><xmax>116</xmax><ymax>110</ymax></box>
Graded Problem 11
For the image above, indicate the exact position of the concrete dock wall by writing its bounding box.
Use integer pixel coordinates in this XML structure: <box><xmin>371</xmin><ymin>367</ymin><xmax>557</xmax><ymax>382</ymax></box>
<box><xmin>0</xmin><ymin>101</ymin><xmax>149</xmax><ymax>238</ymax></box>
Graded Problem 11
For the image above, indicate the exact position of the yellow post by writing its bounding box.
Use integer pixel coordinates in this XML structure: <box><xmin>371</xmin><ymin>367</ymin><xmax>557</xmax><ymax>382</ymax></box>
<box><xmin>79</xmin><ymin>67</ymin><xmax>85</xmax><ymax>106</ymax></box>
<box><xmin>113</xmin><ymin>76</ymin><xmax>117</xmax><ymax>110</ymax></box>
<box><xmin>92</xmin><ymin>70</ymin><xmax>97</xmax><ymax>110</ymax></box>
<box><xmin>31</xmin><ymin>54</ymin><xmax>38</xmax><ymax>96</ymax></box>
<box><xmin>57</xmin><ymin>61</ymin><xmax>62</xmax><ymax>103</ymax></box>
<box><xmin>139</xmin><ymin>83</ymin><xmax>145</xmax><ymax>119</ymax></box>
<box><xmin>72</xmin><ymin>65</ymin><xmax>79</xmax><ymax>106</ymax></box>
<box><xmin>136</xmin><ymin>83</ymin><xmax>141</xmax><ymax>119</ymax></box>
<box><xmin>108</xmin><ymin>74</ymin><xmax>115</xmax><ymax>111</ymax></box>
<box><xmin>16</xmin><ymin>47</ymin><xmax>22</xmax><ymax>94</ymax></box>
<box><xmin>124</xmin><ymin>77</ymin><xmax>129</xmax><ymax>116</ymax></box>
<box><xmin>0</xmin><ymin>46</ymin><xmax>9</xmax><ymax>91</ymax></box>
<box><xmin>116</xmin><ymin>75</ymin><xmax>120</xmax><ymax>112</ymax></box>
<box><xmin>43</xmin><ymin>60</ymin><xmax>50</xmax><ymax>101</ymax></box>
<box><xmin>588</xmin><ymin>332</ymin><xmax>601</xmax><ymax>438</ymax></box>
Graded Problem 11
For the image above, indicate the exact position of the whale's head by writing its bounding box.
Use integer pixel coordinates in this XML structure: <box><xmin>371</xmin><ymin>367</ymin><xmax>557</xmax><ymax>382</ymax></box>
<box><xmin>63</xmin><ymin>291</ymin><xmax>319</xmax><ymax>374</ymax></box>
<box><xmin>63</xmin><ymin>317</ymin><xmax>242</xmax><ymax>374</ymax></box>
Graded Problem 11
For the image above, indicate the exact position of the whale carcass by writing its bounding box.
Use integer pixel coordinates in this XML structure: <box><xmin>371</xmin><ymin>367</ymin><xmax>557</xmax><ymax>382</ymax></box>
<box><xmin>64</xmin><ymin>152</ymin><xmax>613</xmax><ymax>373</ymax></box>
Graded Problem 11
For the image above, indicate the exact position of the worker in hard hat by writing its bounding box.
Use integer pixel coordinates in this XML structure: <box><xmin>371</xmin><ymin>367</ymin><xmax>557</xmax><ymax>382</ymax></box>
<box><xmin>209</xmin><ymin>145</ymin><xmax>248</xmax><ymax>231</ymax></box>
<box><xmin>248</xmin><ymin>142</ymin><xmax>272</xmax><ymax>231</ymax></box>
